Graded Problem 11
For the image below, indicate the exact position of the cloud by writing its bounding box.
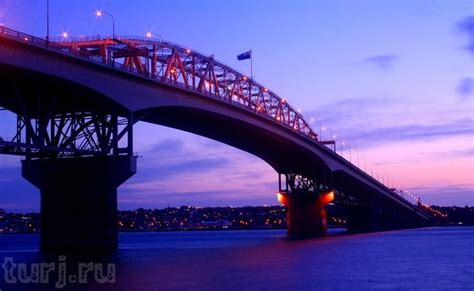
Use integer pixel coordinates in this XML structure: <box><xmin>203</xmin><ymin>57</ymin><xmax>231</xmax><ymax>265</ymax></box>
<box><xmin>309</xmin><ymin>94</ymin><xmax>474</xmax><ymax>148</ymax></box>
<box><xmin>411</xmin><ymin>183</ymin><xmax>474</xmax><ymax>206</ymax></box>
<box><xmin>146</xmin><ymin>157</ymin><xmax>230</xmax><ymax>178</ymax></box>
<box><xmin>457</xmin><ymin>15</ymin><xmax>474</xmax><ymax>56</ymax></box>
<box><xmin>335</xmin><ymin>97</ymin><xmax>394</xmax><ymax>108</ymax></box>
<box><xmin>456</xmin><ymin>78</ymin><xmax>474</xmax><ymax>99</ymax></box>
<box><xmin>347</xmin><ymin>118</ymin><xmax>474</xmax><ymax>146</ymax></box>
<box><xmin>119</xmin><ymin>135</ymin><xmax>277</xmax><ymax>209</ymax></box>
<box><xmin>441</xmin><ymin>148</ymin><xmax>474</xmax><ymax>158</ymax></box>
<box><xmin>363</xmin><ymin>54</ymin><xmax>399</xmax><ymax>69</ymax></box>
<box><xmin>146</xmin><ymin>138</ymin><xmax>184</xmax><ymax>153</ymax></box>
<box><xmin>309</xmin><ymin>96</ymin><xmax>396</xmax><ymax>126</ymax></box>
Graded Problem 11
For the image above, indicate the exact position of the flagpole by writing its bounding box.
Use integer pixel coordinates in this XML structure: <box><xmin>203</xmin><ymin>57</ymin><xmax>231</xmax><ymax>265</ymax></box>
<box><xmin>250</xmin><ymin>49</ymin><xmax>253</xmax><ymax>79</ymax></box>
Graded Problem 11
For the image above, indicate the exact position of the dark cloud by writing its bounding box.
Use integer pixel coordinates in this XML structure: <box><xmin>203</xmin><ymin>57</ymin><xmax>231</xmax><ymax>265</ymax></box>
<box><xmin>146</xmin><ymin>138</ymin><xmax>184</xmax><ymax>153</ymax></box>
<box><xmin>335</xmin><ymin>97</ymin><xmax>394</xmax><ymax>108</ymax></box>
<box><xmin>411</xmin><ymin>183</ymin><xmax>474</xmax><ymax>206</ymax></box>
<box><xmin>441</xmin><ymin>148</ymin><xmax>474</xmax><ymax>158</ymax></box>
<box><xmin>456</xmin><ymin>78</ymin><xmax>474</xmax><ymax>99</ymax></box>
<box><xmin>139</xmin><ymin>157</ymin><xmax>230</xmax><ymax>179</ymax></box>
<box><xmin>163</xmin><ymin>158</ymin><xmax>229</xmax><ymax>174</ymax></box>
<box><xmin>350</xmin><ymin>118</ymin><xmax>474</xmax><ymax>146</ymax></box>
<box><xmin>457</xmin><ymin>15</ymin><xmax>474</xmax><ymax>56</ymax></box>
<box><xmin>363</xmin><ymin>55</ymin><xmax>398</xmax><ymax>69</ymax></box>
<box><xmin>308</xmin><ymin>97</ymin><xmax>395</xmax><ymax>124</ymax></box>
<box><xmin>309</xmin><ymin>95</ymin><xmax>474</xmax><ymax>149</ymax></box>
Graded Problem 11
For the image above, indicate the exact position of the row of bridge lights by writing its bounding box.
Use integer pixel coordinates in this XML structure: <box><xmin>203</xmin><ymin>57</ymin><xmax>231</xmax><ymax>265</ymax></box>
<box><xmin>300</xmin><ymin>111</ymin><xmax>447</xmax><ymax>218</ymax></box>
<box><xmin>186</xmin><ymin>63</ymin><xmax>446</xmax><ymax>219</ymax></box>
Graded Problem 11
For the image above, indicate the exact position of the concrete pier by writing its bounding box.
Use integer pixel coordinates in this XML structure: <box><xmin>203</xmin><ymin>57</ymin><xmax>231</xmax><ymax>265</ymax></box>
<box><xmin>279</xmin><ymin>190</ymin><xmax>334</xmax><ymax>237</ymax></box>
<box><xmin>22</xmin><ymin>156</ymin><xmax>136</xmax><ymax>252</ymax></box>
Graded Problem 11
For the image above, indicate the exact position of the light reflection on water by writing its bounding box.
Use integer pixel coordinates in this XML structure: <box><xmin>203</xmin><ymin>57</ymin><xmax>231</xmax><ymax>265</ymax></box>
<box><xmin>0</xmin><ymin>227</ymin><xmax>472</xmax><ymax>290</ymax></box>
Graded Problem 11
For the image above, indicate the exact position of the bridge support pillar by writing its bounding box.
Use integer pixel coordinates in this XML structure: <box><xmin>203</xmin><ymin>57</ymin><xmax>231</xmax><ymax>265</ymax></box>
<box><xmin>22</xmin><ymin>156</ymin><xmax>137</xmax><ymax>253</ymax></box>
<box><xmin>279</xmin><ymin>190</ymin><xmax>334</xmax><ymax>237</ymax></box>
<box><xmin>346</xmin><ymin>205</ymin><xmax>380</xmax><ymax>233</ymax></box>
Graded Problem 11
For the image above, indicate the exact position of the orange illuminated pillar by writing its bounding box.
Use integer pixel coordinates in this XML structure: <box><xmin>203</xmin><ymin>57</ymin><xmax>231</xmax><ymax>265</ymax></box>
<box><xmin>278</xmin><ymin>190</ymin><xmax>334</xmax><ymax>237</ymax></box>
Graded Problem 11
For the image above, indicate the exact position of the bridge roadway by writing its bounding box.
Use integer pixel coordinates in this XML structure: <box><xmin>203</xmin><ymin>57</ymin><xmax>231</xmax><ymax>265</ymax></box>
<box><xmin>0</xmin><ymin>27</ymin><xmax>436</xmax><ymax>252</ymax></box>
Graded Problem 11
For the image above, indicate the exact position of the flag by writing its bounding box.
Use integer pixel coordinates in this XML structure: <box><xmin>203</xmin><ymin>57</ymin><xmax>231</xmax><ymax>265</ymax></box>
<box><xmin>237</xmin><ymin>50</ymin><xmax>252</xmax><ymax>61</ymax></box>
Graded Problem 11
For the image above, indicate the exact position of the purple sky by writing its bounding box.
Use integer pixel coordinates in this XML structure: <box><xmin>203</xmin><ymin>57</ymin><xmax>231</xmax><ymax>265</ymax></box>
<box><xmin>0</xmin><ymin>0</ymin><xmax>473</xmax><ymax>211</ymax></box>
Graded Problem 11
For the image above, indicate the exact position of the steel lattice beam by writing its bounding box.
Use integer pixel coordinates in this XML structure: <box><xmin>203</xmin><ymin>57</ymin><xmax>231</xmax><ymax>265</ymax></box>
<box><xmin>0</xmin><ymin>112</ymin><xmax>133</xmax><ymax>159</ymax></box>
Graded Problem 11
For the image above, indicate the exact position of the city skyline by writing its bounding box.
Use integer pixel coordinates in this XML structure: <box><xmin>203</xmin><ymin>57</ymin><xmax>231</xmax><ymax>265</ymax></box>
<box><xmin>0</xmin><ymin>0</ymin><xmax>473</xmax><ymax>212</ymax></box>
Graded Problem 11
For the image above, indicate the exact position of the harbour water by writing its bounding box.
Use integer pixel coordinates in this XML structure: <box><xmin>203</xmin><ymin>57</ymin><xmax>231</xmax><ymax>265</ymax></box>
<box><xmin>0</xmin><ymin>226</ymin><xmax>472</xmax><ymax>290</ymax></box>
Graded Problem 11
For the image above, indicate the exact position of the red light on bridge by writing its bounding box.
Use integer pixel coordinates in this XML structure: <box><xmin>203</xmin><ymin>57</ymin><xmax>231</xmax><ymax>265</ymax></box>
<box><xmin>320</xmin><ymin>190</ymin><xmax>335</xmax><ymax>206</ymax></box>
<box><xmin>186</xmin><ymin>49</ymin><xmax>191</xmax><ymax>54</ymax></box>
<box><xmin>146</xmin><ymin>32</ymin><xmax>152</xmax><ymax>38</ymax></box>
<box><xmin>24</xmin><ymin>37</ymin><xmax>29</xmax><ymax>41</ymax></box>
<box><xmin>277</xmin><ymin>192</ymin><xmax>287</xmax><ymax>206</ymax></box>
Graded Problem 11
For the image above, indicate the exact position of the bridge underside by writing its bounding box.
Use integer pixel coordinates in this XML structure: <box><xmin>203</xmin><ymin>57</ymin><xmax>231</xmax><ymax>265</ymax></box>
<box><xmin>0</xmin><ymin>63</ymin><xmax>126</xmax><ymax>116</ymax></box>
<box><xmin>139</xmin><ymin>106</ymin><xmax>332</xmax><ymax>179</ymax></box>
<box><xmin>333</xmin><ymin>171</ymin><xmax>431</xmax><ymax>232</ymax></box>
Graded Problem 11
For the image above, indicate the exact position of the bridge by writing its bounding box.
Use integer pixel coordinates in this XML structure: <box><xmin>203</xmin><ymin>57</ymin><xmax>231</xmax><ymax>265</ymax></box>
<box><xmin>0</xmin><ymin>26</ymin><xmax>444</xmax><ymax>252</ymax></box>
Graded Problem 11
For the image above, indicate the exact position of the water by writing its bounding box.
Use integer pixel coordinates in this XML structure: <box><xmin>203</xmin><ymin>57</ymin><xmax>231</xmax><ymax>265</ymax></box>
<box><xmin>0</xmin><ymin>227</ymin><xmax>472</xmax><ymax>290</ymax></box>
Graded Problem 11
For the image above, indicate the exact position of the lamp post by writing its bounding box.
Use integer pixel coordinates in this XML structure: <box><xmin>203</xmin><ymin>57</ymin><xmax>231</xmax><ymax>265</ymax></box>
<box><xmin>95</xmin><ymin>10</ymin><xmax>115</xmax><ymax>39</ymax></box>
<box><xmin>46</xmin><ymin>0</ymin><xmax>49</xmax><ymax>41</ymax></box>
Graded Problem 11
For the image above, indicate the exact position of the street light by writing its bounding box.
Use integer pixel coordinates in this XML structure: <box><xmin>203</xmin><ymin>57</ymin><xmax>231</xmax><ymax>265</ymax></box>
<box><xmin>95</xmin><ymin>10</ymin><xmax>115</xmax><ymax>39</ymax></box>
<box><xmin>145</xmin><ymin>31</ymin><xmax>163</xmax><ymax>42</ymax></box>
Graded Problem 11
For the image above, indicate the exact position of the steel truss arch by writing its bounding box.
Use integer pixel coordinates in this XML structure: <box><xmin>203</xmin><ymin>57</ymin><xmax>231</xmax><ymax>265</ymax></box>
<box><xmin>56</xmin><ymin>36</ymin><xmax>319</xmax><ymax>141</ymax></box>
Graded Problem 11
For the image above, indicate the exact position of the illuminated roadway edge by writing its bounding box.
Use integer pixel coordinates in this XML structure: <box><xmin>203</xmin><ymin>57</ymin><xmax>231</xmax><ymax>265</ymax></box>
<box><xmin>0</xmin><ymin>26</ymin><xmax>432</xmax><ymax>221</ymax></box>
